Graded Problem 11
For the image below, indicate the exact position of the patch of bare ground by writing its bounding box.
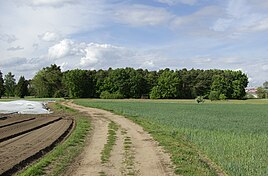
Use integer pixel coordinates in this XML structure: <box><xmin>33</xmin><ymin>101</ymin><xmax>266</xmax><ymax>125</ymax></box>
<box><xmin>63</xmin><ymin>101</ymin><xmax>175</xmax><ymax>176</ymax></box>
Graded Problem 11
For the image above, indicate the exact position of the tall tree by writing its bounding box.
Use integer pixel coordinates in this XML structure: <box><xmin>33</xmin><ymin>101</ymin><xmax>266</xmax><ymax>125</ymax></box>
<box><xmin>4</xmin><ymin>72</ymin><xmax>16</xmax><ymax>97</ymax></box>
<box><xmin>15</xmin><ymin>76</ymin><xmax>28</xmax><ymax>98</ymax></box>
<box><xmin>150</xmin><ymin>70</ymin><xmax>181</xmax><ymax>99</ymax></box>
<box><xmin>263</xmin><ymin>81</ymin><xmax>268</xmax><ymax>89</ymax></box>
<box><xmin>0</xmin><ymin>71</ymin><xmax>4</xmax><ymax>98</ymax></box>
<box><xmin>32</xmin><ymin>64</ymin><xmax>62</xmax><ymax>98</ymax></box>
<box><xmin>63</xmin><ymin>69</ymin><xmax>95</xmax><ymax>98</ymax></box>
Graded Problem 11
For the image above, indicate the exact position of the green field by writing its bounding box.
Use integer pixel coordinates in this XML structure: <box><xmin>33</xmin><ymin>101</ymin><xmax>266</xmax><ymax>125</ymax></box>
<box><xmin>74</xmin><ymin>99</ymin><xmax>268</xmax><ymax>176</ymax></box>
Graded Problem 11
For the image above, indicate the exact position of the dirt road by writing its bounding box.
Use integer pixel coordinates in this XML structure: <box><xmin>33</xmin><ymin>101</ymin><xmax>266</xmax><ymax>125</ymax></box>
<box><xmin>63</xmin><ymin>101</ymin><xmax>175</xmax><ymax>176</ymax></box>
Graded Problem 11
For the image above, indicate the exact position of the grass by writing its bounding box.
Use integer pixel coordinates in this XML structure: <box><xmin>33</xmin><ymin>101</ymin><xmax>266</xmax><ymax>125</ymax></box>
<box><xmin>101</xmin><ymin>121</ymin><xmax>119</xmax><ymax>163</ymax></box>
<box><xmin>122</xmin><ymin>134</ymin><xmax>137</xmax><ymax>175</ymax></box>
<box><xmin>0</xmin><ymin>97</ymin><xmax>64</xmax><ymax>102</ymax></box>
<box><xmin>16</xmin><ymin>103</ymin><xmax>91</xmax><ymax>176</ymax></box>
<box><xmin>73</xmin><ymin>99</ymin><xmax>268</xmax><ymax>176</ymax></box>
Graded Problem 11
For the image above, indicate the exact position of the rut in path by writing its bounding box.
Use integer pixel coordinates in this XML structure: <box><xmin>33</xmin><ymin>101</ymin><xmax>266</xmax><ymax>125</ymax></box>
<box><xmin>63</xmin><ymin>101</ymin><xmax>175</xmax><ymax>176</ymax></box>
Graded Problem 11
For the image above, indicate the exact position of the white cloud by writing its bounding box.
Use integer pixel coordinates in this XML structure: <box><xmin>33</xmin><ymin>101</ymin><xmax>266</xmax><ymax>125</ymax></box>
<box><xmin>0</xmin><ymin>34</ymin><xmax>17</xmax><ymax>43</ymax></box>
<box><xmin>212</xmin><ymin>18</ymin><xmax>234</xmax><ymax>32</ymax></box>
<box><xmin>39</xmin><ymin>32</ymin><xmax>60</xmax><ymax>42</ymax></box>
<box><xmin>23</xmin><ymin>0</ymin><xmax>77</xmax><ymax>8</ymax></box>
<box><xmin>226</xmin><ymin>0</ymin><xmax>250</xmax><ymax>19</ymax></box>
<box><xmin>7</xmin><ymin>46</ymin><xmax>24</xmax><ymax>51</ymax></box>
<box><xmin>79</xmin><ymin>43</ymin><xmax>131</xmax><ymax>68</ymax></box>
<box><xmin>172</xmin><ymin>6</ymin><xmax>221</xmax><ymax>29</ymax></box>
<box><xmin>140</xmin><ymin>60</ymin><xmax>155</xmax><ymax>68</ymax></box>
<box><xmin>212</xmin><ymin>0</ymin><xmax>268</xmax><ymax>34</ymax></box>
<box><xmin>157</xmin><ymin>0</ymin><xmax>197</xmax><ymax>6</ymax></box>
<box><xmin>114</xmin><ymin>5</ymin><xmax>174</xmax><ymax>26</ymax></box>
<box><xmin>48</xmin><ymin>39</ymin><xmax>73</xmax><ymax>59</ymax></box>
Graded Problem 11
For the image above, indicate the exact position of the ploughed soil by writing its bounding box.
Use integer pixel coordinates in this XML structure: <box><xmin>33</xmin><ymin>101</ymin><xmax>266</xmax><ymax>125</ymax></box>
<box><xmin>0</xmin><ymin>112</ymin><xmax>73</xmax><ymax>176</ymax></box>
<box><xmin>63</xmin><ymin>101</ymin><xmax>175</xmax><ymax>176</ymax></box>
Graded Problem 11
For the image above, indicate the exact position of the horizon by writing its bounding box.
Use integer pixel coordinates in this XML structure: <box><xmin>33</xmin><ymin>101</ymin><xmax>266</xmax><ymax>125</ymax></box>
<box><xmin>1</xmin><ymin>0</ymin><xmax>268</xmax><ymax>87</ymax></box>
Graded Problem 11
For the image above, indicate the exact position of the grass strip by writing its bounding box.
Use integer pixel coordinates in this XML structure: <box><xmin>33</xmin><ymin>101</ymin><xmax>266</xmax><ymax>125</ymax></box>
<box><xmin>101</xmin><ymin>121</ymin><xmax>119</xmax><ymax>163</ymax></box>
<box><xmin>16</xmin><ymin>103</ymin><xmax>91</xmax><ymax>176</ymax></box>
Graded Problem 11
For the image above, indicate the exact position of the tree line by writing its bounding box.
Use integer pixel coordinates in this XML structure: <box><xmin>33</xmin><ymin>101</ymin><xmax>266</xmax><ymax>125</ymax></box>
<box><xmin>0</xmin><ymin>64</ymin><xmax>249</xmax><ymax>100</ymax></box>
<box><xmin>0</xmin><ymin>71</ymin><xmax>28</xmax><ymax>98</ymax></box>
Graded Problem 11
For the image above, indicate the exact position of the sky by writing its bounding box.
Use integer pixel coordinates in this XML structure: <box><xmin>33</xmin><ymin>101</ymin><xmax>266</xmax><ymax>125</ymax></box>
<box><xmin>0</xmin><ymin>0</ymin><xmax>268</xmax><ymax>87</ymax></box>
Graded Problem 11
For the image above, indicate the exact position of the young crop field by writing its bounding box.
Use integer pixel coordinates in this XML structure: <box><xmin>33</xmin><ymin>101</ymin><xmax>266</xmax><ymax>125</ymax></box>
<box><xmin>74</xmin><ymin>99</ymin><xmax>268</xmax><ymax>176</ymax></box>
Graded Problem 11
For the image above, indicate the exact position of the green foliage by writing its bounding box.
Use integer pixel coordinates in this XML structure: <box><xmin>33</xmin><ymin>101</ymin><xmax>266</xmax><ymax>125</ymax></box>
<box><xmin>219</xmin><ymin>94</ymin><xmax>227</xmax><ymax>100</ymax></box>
<box><xmin>209</xmin><ymin>91</ymin><xmax>219</xmax><ymax>101</ymax></box>
<box><xmin>62</xmin><ymin>69</ymin><xmax>95</xmax><ymax>98</ymax></box>
<box><xmin>100</xmin><ymin>91</ymin><xmax>124</xmax><ymax>99</ymax></box>
<box><xmin>263</xmin><ymin>81</ymin><xmax>268</xmax><ymax>89</ymax></box>
<box><xmin>31</xmin><ymin>64</ymin><xmax>62</xmax><ymax>98</ymax></box>
<box><xmin>210</xmin><ymin>70</ymin><xmax>248</xmax><ymax>99</ymax></box>
<box><xmin>17</xmin><ymin>66</ymin><xmax>249</xmax><ymax>99</ymax></box>
<box><xmin>4</xmin><ymin>72</ymin><xmax>16</xmax><ymax>97</ymax></box>
<box><xmin>0</xmin><ymin>71</ymin><xmax>4</xmax><ymax>98</ymax></box>
<box><xmin>195</xmin><ymin>96</ymin><xmax>205</xmax><ymax>103</ymax></box>
<box><xmin>15</xmin><ymin>76</ymin><xmax>28</xmax><ymax>98</ymax></box>
<box><xmin>74</xmin><ymin>99</ymin><xmax>268</xmax><ymax>176</ymax></box>
<box><xmin>256</xmin><ymin>87</ymin><xmax>267</xmax><ymax>98</ymax></box>
<box><xmin>149</xmin><ymin>86</ymin><xmax>161</xmax><ymax>99</ymax></box>
<box><xmin>99</xmin><ymin>68</ymin><xmax>147</xmax><ymax>98</ymax></box>
<box><xmin>150</xmin><ymin>70</ymin><xmax>181</xmax><ymax>99</ymax></box>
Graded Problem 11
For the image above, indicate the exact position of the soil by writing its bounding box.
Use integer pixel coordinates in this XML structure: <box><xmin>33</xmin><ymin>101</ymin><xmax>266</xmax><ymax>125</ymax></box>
<box><xmin>0</xmin><ymin>113</ymin><xmax>73</xmax><ymax>175</ymax></box>
<box><xmin>63</xmin><ymin>101</ymin><xmax>175</xmax><ymax>176</ymax></box>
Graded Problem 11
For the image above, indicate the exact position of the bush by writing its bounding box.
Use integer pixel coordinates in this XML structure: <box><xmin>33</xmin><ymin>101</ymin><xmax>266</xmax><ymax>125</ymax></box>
<box><xmin>209</xmin><ymin>91</ymin><xmax>219</xmax><ymax>101</ymax></box>
<box><xmin>100</xmin><ymin>91</ymin><xmax>124</xmax><ymax>99</ymax></box>
<box><xmin>195</xmin><ymin>96</ymin><xmax>205</xmax><ymax>103</ymax></box>
<box><xmin>219</xmin><ymin>94</ymin><xmax>227</xmax><ymax>100</ymax></box>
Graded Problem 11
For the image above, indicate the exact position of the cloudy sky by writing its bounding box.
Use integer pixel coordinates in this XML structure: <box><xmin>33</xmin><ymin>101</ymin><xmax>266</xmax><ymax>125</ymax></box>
<box><xmin>1</xmin><ymin>0</ymin><xmax>268</xmax><ymax>86</ymax></box>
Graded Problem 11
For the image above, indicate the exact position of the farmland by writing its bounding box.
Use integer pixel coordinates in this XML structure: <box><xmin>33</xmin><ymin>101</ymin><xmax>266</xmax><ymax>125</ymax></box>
<box><xmin>74</xmin><ymin>99</ymin><xmax>268</xmax><ymax>176</ymax></box>
<box><xmin>0</xmin><ymin>112</ymin><xmax>73</xmax><ymax>175</ymax></box>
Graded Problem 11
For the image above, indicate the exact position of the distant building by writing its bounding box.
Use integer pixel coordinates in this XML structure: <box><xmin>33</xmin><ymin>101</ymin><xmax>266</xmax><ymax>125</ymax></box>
<box><xmin>245</xmin><ymin>88</ymin><xmax>258</xmax><ymax>98</ymax></box>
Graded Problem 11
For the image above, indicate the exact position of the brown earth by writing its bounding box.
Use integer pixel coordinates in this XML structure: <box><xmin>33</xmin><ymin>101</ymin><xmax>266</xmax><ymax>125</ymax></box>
<box><xmin>0</xmin><ymin>113</ymin><xmax>73</xmax><ymax>175</ymax></box>
<box><xmin>63</xmin><ymin>101</ymin><xmax>175</xmax><ymax>176</ymax></box>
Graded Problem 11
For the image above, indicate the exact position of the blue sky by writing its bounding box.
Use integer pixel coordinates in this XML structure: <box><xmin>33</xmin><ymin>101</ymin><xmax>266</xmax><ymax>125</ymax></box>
<box><xmin>0</xmin><ymin>0</ymin><xmax>268</xmax><ymax>86</ymax></box>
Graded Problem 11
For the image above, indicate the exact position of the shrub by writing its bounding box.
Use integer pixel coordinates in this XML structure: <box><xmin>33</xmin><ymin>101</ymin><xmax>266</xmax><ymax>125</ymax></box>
<box><xmin>219</xmin><ymin>94</ymin><xmax>227</xmax><ymax>100</ymax></box>
<box><xmin>195</xmin><ymin>96</ymin><xmax>205</xmax><ymax>103</ymax></box>
<box><xmin>209</xmin><ymin>91</ymin><xmax>219</xmax><ymax>101</ymax></box>
<box><xmin>100</xmin><ymin>91</ymin><xmax>124</xmax><ymax>99</ymax></box>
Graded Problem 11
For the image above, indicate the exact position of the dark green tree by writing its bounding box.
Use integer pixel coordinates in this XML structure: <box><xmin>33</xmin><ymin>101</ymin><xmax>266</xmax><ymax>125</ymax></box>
<box><xmin>150</xmin><ymin>70</ymin><xmax>181</xmax><ymax>99</ymax></box>
<box><xmin>32</xmin><ymin>64</ymin><xmax>62</xmax><ymax>98</ymax></box>
<box><xmin>63</xmin><ymin>69</ymin><xmax>95</xmax><ymax>98</ymax></box>
<box><xmin>4</xmin><ymin>72</ymin><xmax>16</xmax><ymax>97</ymax></box>
<box><xmin>263</xmin><ymin>81</ymin><xmax>268</xmax><ymax>89</ymax></box>
<box><xmin>15</xmin><ymin>76</ymin><xmax>28</xmax><ymax>98</ymax></box>
<box><xmin>0</xmin><ymin>71</ymin><xmax>4</xmax><ymax>98</ymax></box>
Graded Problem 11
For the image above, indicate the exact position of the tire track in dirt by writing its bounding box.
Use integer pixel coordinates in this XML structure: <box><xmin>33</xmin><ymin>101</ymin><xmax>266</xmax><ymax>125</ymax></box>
<box><xmin>63</xmin><ymin>101</ymin><xmax>175</xmax><ymax>176</ymax></box>
<box><xmin>63</xmin><ymin>102</ymin><xmax>110</xmax><ymax>176</ymax></box>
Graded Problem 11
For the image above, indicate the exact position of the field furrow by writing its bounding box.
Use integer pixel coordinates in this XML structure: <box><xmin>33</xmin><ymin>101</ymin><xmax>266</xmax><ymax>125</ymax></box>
<box><xmin>0</xmin><ymin>116</ymin><xmax>73</xmax><ymax>175</ymax></box>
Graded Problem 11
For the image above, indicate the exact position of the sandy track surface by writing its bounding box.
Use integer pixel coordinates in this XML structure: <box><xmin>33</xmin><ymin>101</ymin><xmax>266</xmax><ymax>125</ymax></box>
<box><xmin>63</xmin><ymin>101</ymin><xmax>175</xmax><ymax>176</ymax></box>
<box><xmin>0</xmin><ymin>115</ymin><xmax>73</xmax><ymax>175</ymax></box>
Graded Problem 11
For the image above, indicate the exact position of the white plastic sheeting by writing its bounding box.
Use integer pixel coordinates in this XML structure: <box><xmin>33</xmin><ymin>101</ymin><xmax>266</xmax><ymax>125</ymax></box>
<box><xmin>0</xmin><ymin>100</ymin><xmax>51</xmax><ymax>114</ymax></box>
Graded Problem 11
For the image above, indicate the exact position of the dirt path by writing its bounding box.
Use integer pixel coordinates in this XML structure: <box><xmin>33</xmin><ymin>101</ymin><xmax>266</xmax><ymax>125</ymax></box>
<box><xmin>63</xmin><ymin>101</ymin><xmax>175</xmax><ymax>176</ymax></box>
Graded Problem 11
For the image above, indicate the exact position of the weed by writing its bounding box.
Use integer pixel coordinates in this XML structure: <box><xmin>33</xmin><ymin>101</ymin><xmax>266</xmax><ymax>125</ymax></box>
<box><xmin>101</xmin><ymin>121</ymin><xmax>119</xmax><ymax>163</ymax></box>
